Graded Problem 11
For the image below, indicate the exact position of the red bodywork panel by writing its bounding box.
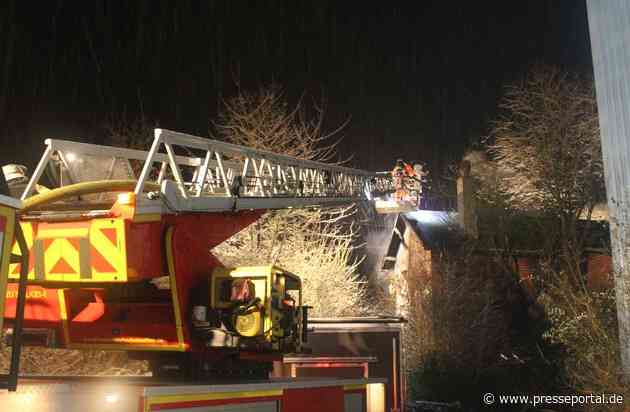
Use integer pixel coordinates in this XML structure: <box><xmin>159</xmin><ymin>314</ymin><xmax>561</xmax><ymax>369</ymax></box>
<box><xmin>125</xmin><ymin>212</ymin><xmax>263</xmax><ymax>280</ymax></box>
<box><xmin>282</xmin><ymin>387</ymin><xmax>345</xmax><ymax>412</ymax></box>
<box><xmin>3</xmin><ymin>210</ymin><xmax>263</xmax><ymax>351</ymax></box>
<box><xmin>4</xmin><ymin>284</ymin><xmax>62</xmax><ymax>325</ymax></box>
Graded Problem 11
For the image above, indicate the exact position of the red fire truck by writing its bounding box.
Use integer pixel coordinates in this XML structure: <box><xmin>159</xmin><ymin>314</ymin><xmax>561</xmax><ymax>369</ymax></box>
<box><xmin>0</xmin><ymin>129</ymin><xmax>394</xmax><ymax>390</ymax></box>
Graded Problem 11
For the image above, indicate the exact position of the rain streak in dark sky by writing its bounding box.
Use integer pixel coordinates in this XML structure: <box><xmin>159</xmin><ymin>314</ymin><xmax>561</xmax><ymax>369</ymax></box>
<box><xmin>0</xmin><ymin>1</ymin><xmax>592</xmax><ymax>170</ymax></box>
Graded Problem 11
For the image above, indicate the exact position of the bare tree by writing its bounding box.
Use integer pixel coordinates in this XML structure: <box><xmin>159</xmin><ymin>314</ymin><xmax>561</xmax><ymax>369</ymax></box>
<box><xmin>214</xmin><ymin>206</ymin><xmax>370</xmax><ymax>317</ymax></box>
<box><xmin>212</xmin><ymin>83</ymin><xmax>370</xmax><ymax>317</ymax></box>
<box><xmin>104</xmin><ymin>113</ymin><xmax>156</xmax><ymax>151</ymax></box>
<box><xmin>469</xmin><ymin>67</ymin><xmax>629</xmax><ymax>400</ymax></box>
<box><xmin>213</xmin><ymin>83</ymin><xmax>346</xmax><ymax>162</ymax></box>
<box><xmin>473</xmin><ymin>67</ymin><xmax>605</xmax><ymax>278</ymax></box>
<box><xmin>482</xmin><ymin>66</ymin><xmax>604</xmax><ymax>218</ymax></box>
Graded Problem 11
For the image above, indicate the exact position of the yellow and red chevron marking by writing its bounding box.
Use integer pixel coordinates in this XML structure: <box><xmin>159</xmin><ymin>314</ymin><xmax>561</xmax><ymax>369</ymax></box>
<box><xmin>8</xmin><ymin>218</ymin><xmax>128</xmax><ymax>283</ymax></box>
<box><xmin>9</xmin><ymin>221</ymin><xmax>34</xmax><ymax>277</ymax></box>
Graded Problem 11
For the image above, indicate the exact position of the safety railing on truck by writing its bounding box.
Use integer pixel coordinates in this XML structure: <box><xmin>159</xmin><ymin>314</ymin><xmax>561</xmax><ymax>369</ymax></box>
<box><xmin>0</xmin><ymin>178</ymin><xmax>29</xmax><ymax>391</ymax></box>
<box><xmin>21</xmin><ymin>129</ymin><xmax>395</xmax><ymax>213</ymax></box>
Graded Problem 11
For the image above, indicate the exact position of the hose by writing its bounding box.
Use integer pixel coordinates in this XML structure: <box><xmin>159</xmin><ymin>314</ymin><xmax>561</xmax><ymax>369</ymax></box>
<box><xmin>22</xmin><ymin>180</ymin><xmax>160</xmax><ymax>212</ymax></box>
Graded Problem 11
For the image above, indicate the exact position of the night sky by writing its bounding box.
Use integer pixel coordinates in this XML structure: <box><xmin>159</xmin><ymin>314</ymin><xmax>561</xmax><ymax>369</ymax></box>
<box><xmin>0</xmin><ymin>1</ymin><xmax>593</xmax><ymax>172</ymax></box>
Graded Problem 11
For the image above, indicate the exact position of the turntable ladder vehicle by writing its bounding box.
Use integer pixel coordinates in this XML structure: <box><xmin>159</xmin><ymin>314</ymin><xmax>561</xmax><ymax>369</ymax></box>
<box><xmin>0</xmin><ymin>129</ymin><xmax>396</xmax><ymax>391</ymax></box>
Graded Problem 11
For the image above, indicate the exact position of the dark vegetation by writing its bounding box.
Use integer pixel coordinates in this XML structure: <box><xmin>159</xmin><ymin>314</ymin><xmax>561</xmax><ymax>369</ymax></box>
<box><xmin>404</xmin><ymin>67</ymin><xmax>627</xmax><ymax>411</ymax></box>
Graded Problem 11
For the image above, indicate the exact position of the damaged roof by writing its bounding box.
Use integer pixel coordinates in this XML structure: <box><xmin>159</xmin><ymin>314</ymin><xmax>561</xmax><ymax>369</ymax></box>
<box><xmin>400</xmin><ymin>210</ymin><xmax>461</xmax><ymax>250</ymax></box>
<box><xmin>398</xmin><ymin>209</ymin><xmax>610</xmax><ymax>253</ymax></box>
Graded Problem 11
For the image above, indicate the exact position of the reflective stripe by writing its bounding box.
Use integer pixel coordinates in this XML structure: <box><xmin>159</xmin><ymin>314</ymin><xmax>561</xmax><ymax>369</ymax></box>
<box><xmin>343</xmin><ymin>384</ymin><xmax>366</xmax><ymax>391</ymax></box>
<box><xmin>145</xmin><ymin>389</ymin><xmax>283</xmax><ymax>412</ymax></box>
<box><xmin>57</xmin><ymin>289</ymin><xmax>70</xmax><ymax>345</ymax></box>
<box><xmin>132</xmin><ymin>213</ymin><xmax>162</xmax><ymax>223</ymax></box>
<box><xmin>33</xmin><ymin>239</ymin><xmax>45</xmax><ymax>280</ymax></box>
<box><xmin>8</xmin><ymin>219</ymin><xmax>127</xmax><ymax>283</ymax></box>
<box><xmin>67</xmin><ymin>342</ymin><xmax>188</xmax><ymax>351</ymax></box>
<box><xmin>79</xmin><ymin>237</ymin><xmax>90</xmax><ymax>279</ymax></box>
<box><xmin>165</xmin><ymin>226</ymin><xmax>186</xmax><ymax>351</ymax></box>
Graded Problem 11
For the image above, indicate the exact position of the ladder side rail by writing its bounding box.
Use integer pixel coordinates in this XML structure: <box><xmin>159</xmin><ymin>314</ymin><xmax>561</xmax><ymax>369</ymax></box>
<box><xmin>306</xmin><ymin>168</ymin><xmax>315</xmax><ymax>196</ymax></box>
<box><xmin>41</xmin><ymin>138</ymin><xmax>240</xmax><ymax>187</ymax></box>
<box><xmin>272</xmin><ymin>164</ymin><xmax>281</xmax><ymax>195</ymax></box>
<box><xmin>289</xmin><ymin>166</ymin><xmax>299</xmax><ymax>195</ymax></box>
<box><xmin>190</xmin><ymin>163</ymin><xmax>199</xmax><ymax>186</ymax></box>
<box><xmin>345</xmin><ymin>174</ymin><xmax>354</xmax><ymax>197</ymax></box>
<box><xmin>6</xmin><ymin>223</ymin><xmax>29</xmax><ymax>391</ymax></box>
<box><xmin>225</xmin><ymin>168</ymin><xmax>234</xmax><ymax>190</ymax></box>
<box><xmin>157</xmin><ymin>162</ymin><xmax>168</xmax><ymax>185</ymax></box>
<box><xmin>159</xmin><ymin>129</ymin><xmax>374</xmax><ymax>177</ymax></box>
<box><xmin>133</xmin><ymin>132</ymin><xmax>239</xmax><ymax>197</ymax></box>
<box><xmin>324</xmin><ymin>169</ymin><xmax>333</xmax><ymax>196</ymax></box>
<box><xmin>320</xmin><ymin>169</ymin><xmax>328</xmax><ymax>196</ymax></box>
<box><xmin>357</xmin><ymin>175</ymin><xmax>368</xmax><ymax>196</ymax></box>
<box><xmin>56</xmin><ymin>151</ymin><xmax>79</xmax><ymax>187</ymax></box>
<box><xmin>261</xmin><ymin>159</ymin><xmax>274</xmax><ymax>196</ymax></box>
<box><xmin>332</xmin><ymin>171</ymin><xmax>342</xmax><ymax>196</ymax></box>
<box><xmin>350</xmin><ymin>174</ymin><xmax>359</xmax><ymax>197</ymax></box>
<box><xmin>264</xmin><ymin>161</ymin><xmax>276</xmax><ymax>195</ymax></box>
<box><xmin>337</xmin><ymin>172</ymin><xmax>348</xmax><ymax>196</ymax></box>
<box><xmin>253</xmin><ymin>161</ymin><xmax>307</xmax><ymax>198</ymax></box>
<box><xmin>234</xmin><ymin>196</ymin><xmax>362</xmax><ymax>210</ymax></box>
<box><xmin>260</xmin><ymin>161</ymin><xmax>272</xmax><ymax>195</ymax></box>
<box><xmin>250</xmin><ymin>159</ymin><xmax>266</xmax><ymax>197</ymax></box>
<box><xmin>309</xmin><ymin>168</ymin><xmax>320</xmax><ymax>196</ymax></box>
<box><xmin>279</xmin><ymin>166</ymin><xmax>290</xmax><ymax>195</ymax></box>
<box><xmin>213</xmin><ymin>152</ymin><xmax>232</xmax><ymax>197</ymax></box>
<box><xmin>298</xmin><ymin>168</ymin><xmax>309</xmax><ymax>196</ymax></box>
<box><xmin>355</xmin><ymin>175</ymin><xmax>364</xmax><ymax>196</ymax></box>
<box><xmin>157</xmin><ymin>129</ymin><xmax>395</xmax><ymax>201</ymax></box>
<box><xmin>310</xmin><ymin>168</ymin><xmax>324</xmax><ymax>197</ymax></box>
<box><xmin>347</xmin><ymin>175</ymin><xmax>357</xmax><ymax>198</ymax></box>
<box><xmin>280</xmin><ymin>166</ymin><xmax>294</xmax><ymax>196</ymax></box>
<box><xmin>163</xmin><ymin>141</ymin><xmax>189</xmax><ymax>199</ymax></box>
<box><xmin>44</xmin><ymin>138</ymin><xmax>202</xmax><ymax>167</ymax></box>
<box><xmin>21</xmin><ymin>144</ymin><xmax>54</xmax><ymax>199</ymax></box>
<box><xmin>209</xmin><ymin>167</ymin><xmax>220</xmax><ymax>193</ymax></box>
<box><xmin>244</xmin><ymin>158</ymin><xmax>263</xmax><ymax>197</ymax></box>
<box><xmin>22</xmin><ymin>131</ymin><xmax>394</xmax><ymax>210</ymax></box>
<box><xmin>195</xmin><ymin>152</ymin><xmax>212</xmax><ymax>196</ymax></box>
<box><xmin>135</xmin><ymin>131</ymin><xmax>164</xmax><ymax>195</ymax></box>
<box><xmin>333</xmin><ymin>171</ymin><xmax>342</xmax><ymax>196</ymax></box>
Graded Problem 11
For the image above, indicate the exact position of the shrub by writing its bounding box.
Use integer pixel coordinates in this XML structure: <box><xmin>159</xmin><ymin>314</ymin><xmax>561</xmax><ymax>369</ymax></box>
<box><xmin>538</xmin><ymin>268</ymin><xmax>628</xmax><ymax>408</ymax></box>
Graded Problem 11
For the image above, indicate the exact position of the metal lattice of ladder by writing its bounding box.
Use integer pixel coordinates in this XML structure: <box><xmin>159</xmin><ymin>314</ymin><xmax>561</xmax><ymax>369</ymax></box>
<box><xmin>21</xmin><ymin>129</ymin><xmax>396</xmax><ymax>213</ymax></box>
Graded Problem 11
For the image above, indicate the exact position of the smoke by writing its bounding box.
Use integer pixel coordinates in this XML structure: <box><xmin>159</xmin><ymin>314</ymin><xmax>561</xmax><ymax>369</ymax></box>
<box><xmin>359</xmin><ymin>211</ymin><xmax>397</xmax><ymax>280</ymax></box>
<box><xmin>462</xmin><ymin>150</ymin><xmax>495</xmax><ymax>180</ymax></box>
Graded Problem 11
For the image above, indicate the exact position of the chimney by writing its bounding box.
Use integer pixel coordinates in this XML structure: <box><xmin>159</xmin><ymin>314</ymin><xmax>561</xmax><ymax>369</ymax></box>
<box><xmin>457</xmin><ymin>160</ymin><xmax>478</xmax><ymax>238</ymax></box>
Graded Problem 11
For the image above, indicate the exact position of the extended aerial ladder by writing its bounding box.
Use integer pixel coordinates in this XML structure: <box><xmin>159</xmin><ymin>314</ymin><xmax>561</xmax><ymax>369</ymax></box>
<box><xmin>21</xmin><ymin>128</ymin><xmax>393</xmax><ymax>213</ymax></box>
<box><xmin>0</xmin><ymin>129</ymin><xmax>396</xmax><ymax>389</ymax></box>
